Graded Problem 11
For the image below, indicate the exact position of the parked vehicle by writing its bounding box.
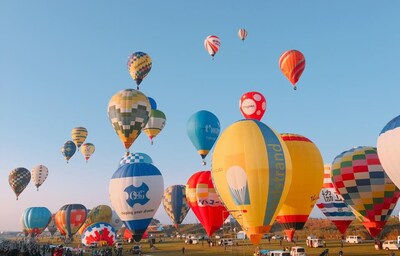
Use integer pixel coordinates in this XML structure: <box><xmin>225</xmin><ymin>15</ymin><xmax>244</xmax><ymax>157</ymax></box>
<box><xmin>268</xmin><ymin>250</ymin><xmax>290</xmax><ymax>256</ymax></box>
<box><xmin>306</xmin><ymin>238</ymin><xmax>324</xmax><ymax>248</ymax></box>
<box><xmin>382</xmin><ymin>240</ymin><xmax>400</xmax><ymax>250</ymax></box>
<box><xmin>271</xmin><ymin>235</ymin><xmax>282</xmax><ymax>240</ymax></box>
<box><xmin>131</xmin><ymin>245</ymin><xmax>142</xmax><ymax>255</ymax></box>
<box><xmin>219</xmin><ymin>239</ymin><xmax>234</xmax><ymax>246</ymax></box>
<box><xmin>345</xmin><ymin>235</ymin><xmax>362</xmax><ymax>244</ymax></box>
<box><xmin>290</xmin><ymin>246</ymin><xmax>306</xmax><ymax>256</ymax></box>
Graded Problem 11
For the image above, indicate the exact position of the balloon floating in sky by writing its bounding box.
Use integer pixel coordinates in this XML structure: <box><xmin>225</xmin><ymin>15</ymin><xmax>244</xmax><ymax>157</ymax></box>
<box><xmin>127</xmin><ymin>52</ymin><xmax>152</xmax><ymax>89</ymax></box>
<box><xmin>55</xmin><ymin>204</ymin><xmax>87</xmax><ymax>239</ymax></box>
<box><xmin>211</xmin><ymin>119</ymin><xmax>293</xmax><ymax>245</ymax></box>
<box><xmin>119</xmin><ymin>152</ymin><xmax>153</xmax><ymax>167</ymax></box>
<box><xmin>31</xmin><ymin>164</ymin><xmax>48</xmax><ymax>191</ymax></box>
<box><xmin>61</xmin><ymin>140</ymin><xmax>76</xmax><ymax>163</ymax></box>
<box><xmin>238</xmin><ymin>28</ymin><xmax>248</xmax><ymax>41</ymax></box>
<box><xmin>81</xmin><ymin>222</ymin><xmax>117</xmax><ymax>247</ymax></box>
<box><xmin>377</xmin><ymin>114</ymin><xmax>400</xmax><ymax>190</ymax></box>
<box><xmin>80</xmin><ymin>142</ymin><xmax>95</xmax><ymax>162</ymax></box>
<box><xmin>204</xmin><ymin>35</ymin><xmax>221</xmax><ymax>59</ymax></box>
<box><xmin>186</xmin><ymin>171</ymin><xmax>228</xmax><ymax>236</ymax></box>
<box><xmin>148</xmin><ymin>97</ymin><xmax>157</xmax><ymax>110</ymax></box>
<box><xmin>108</xmin><ymin>89</ymin><xmax>151</xmax><ymax>153</ymax></box>
<box><xmin>71</xmin><ymin>127</ymin><xmax>88</xmax><ymax>149</ymax></box>
<box><xmin>331</xmin><ymin>146</ymin><xmax>400</xmax><ymax>239</ymax></box>
<box><xmin>21</xmin><ymin>207</ymin><xmax>52</xmax><ymax>238</ymax></box>
<box><xmin>239</xmin><ymin>91</ymin><xmax>266</xmax><ymax>121</ymax></box>
<box><xmin>109</xmin><ymin>162</ymin><xmax>164</xmax><ymax>242</ymax></box>
<box><xmin>316</xmin><ymin>164</ymin><xmax>355</xmax><ymax>235</ymax></box>
<box><xmin>276</xmin><ymin>133</ymin><xmax>324</xmax><ymax>242</ymax></box>
<box><xmin>143</xmin><ymin>109</ymin><xmax>167</xmax><ymax>145</ymax></box>
<box><xmin>279</xmin><ymin>50</ymin><xmax>306</xmax><ymax>90</ymax></box>
<box><xmin>163</xmin><ymin>185</ymin><xmax>190</xmax><ymax>228</ymax></box>
<box><xmin>187</xmin><ymin>110</ymin><xmax>220</xmax><ymax>165</ymax></box>
<box><xmin>9</xmin><ymin>167</ymin><xmax>31</xmax><ymax>200</ymax></box>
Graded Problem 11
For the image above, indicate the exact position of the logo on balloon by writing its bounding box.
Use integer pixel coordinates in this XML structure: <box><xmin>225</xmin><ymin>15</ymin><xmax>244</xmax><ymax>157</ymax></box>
<box><xmin>124</xmin><ymin>183</ymin><xmax>150</xmax><ymax>207</ymax></box>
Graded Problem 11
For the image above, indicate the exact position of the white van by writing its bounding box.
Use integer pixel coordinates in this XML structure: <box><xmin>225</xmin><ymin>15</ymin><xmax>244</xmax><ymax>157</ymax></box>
<box><xmin>290</xmin><ymin>246</ymin><xmax>306</xmax><ymax>256</ymax></box>
<box><xmin>306</xmin><ymin>238</ymin><xmax>324</xmax><ymax>248</ymax></box>
<box><xmin>345</xmin><ymin>236</ymin><xmax>362</xmax><ymax>244</ymax></box>
<box><xmin>268</xmin><ymin>251</ymin><xmax>290</xmax><ymax>256</ymax></box>
<box><xmin>382</xmin><ymin>240</ymin><xmax>400</xmax><ymax>250</ymax></box>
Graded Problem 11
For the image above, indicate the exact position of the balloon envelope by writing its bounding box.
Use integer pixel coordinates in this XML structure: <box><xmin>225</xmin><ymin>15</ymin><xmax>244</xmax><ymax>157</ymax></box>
<box><xmin>61</xmin><ymin>140</ymin><xmax>76</xmax><ymax>162</ymax></box>
<box><xmin>331</xmin><ymin>146</ymin><xmax>400</xmax><ymax>239</ymax></box>
<box><xmin>119</xmin><ymin>152</ymin><xmax>153</xmax><ymax>167</ymax></box>
<box><xmin>211</xmin><ymin>119</ymin><xmax>292</xmax><ymax>245</ymax></box>
<box><xmin>107</xmin><ymin>89</ymin><xmax>151</xmax><ymax>152</ymax></box>
<box><xmin>127</xmin><ymin>52</ymin><xmax>152</xmax><ymax>88</ymax></box>
<box><xmin>47</xmin><ymin>214</ymin><xmax>58</xmax><ymax>236</ymax></box>
<box><xmin>279</xmin><ymin>50</ymin><xmax>305</xmax><ymax>90</ymax></box>
<box><xmin>143</xmin><ymin>109</ymin><xmax>167</xmax><ymax>144</ymax></box>
<box><xmin>239</xmin><ymin>91</ymin><xmax>266</xmax><ymax>121</ymax></box>
<box><xmin>21</xmin><ymin>207</ymin><xmax>52</xmax><ymax>237</ymax></box>
<box><xmin>109</xmin><ymin>163</ymin><xmax>164</xmax><ymax>242</ymax></box>
<box><xmin>71</xmin><ymin>127</ymin><xmax>88</xmax><ymax>148</ymax></box>
<box><xmin>276</xmin><ymin>133</ymin><xmax>324</xmax><ymax>241</ymax></box>
<box><xmin>9</xmin><ymin>167</ymin><xmax>31</xmax><ymax>200</ymax></box>
<box><xmin>187</xmin><ymin>110</ymin><xmax>220</xmax><ymax>165</ymax></box>
<box><xmin>148</xmin><ymin>97</ymin><xmax>157</xmax><ymax>110</ymax></box>
<box><xmin>163</xmin><ymin>185</ymin><xmax>190</xmax><ymax>228</ymax></box>
<box><xmin>78</xmin><ymin>205</ymin><xmax>112</xmax><ymax>235</ymax></box>
<box><xmin>81</xmin><ymin>222</ymin><xmax>117</xmax><ymax>246</ymax></box>
<box><xmin>238</xmin><ymin>29</ymin><xmax>248</xmax><ymax>41</ymax></box>
<box><xmin>80</xmin><ymin>143</ymin><xmax>95</xmax><ymax>162</ymax></box>
<box><xmin>55</xmin><ymin>204</ymin><xmax>87</xmax><ymax>238</ymax></box>
<box><xmin>31</xmin><ymin>165</ymin><xmax>49</xmax><ymax>191</ymax></box>
<box><xmin>204</xmin><ymin>35</ymin><xmax>221</xmax><ymax>58</ymax></box>
<box><xmin>316</xmin><ymin>164</ymin><xmax>355</xmax><ymax>235</ymax></box>
<box><xmin>110</xmin><ymin>210</ymin><xmax>123</xmax><ymax>231</ymax></box>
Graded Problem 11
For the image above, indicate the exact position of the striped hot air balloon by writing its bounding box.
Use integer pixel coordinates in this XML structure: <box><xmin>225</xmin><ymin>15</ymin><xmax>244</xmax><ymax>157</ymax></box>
<box><xmin>316</xmin><ymin>164</ymin><xmax>355</xmax><ymax>235</ymax></box>
<box><xmin>55</xmin><ymin>204</ymin><xmax>87</xmax><ymax>239</ymax></box>
<box><xmin>204</xmin><ymin>35</ymin><xmax>221</xmax><ymax>59</ymax></box>
<box><xmin>71</xmin><ymin>127</ymin><xmax>88</xmax><ymax>148</ymax></box>
<box><xmin>162</xmin><ymin>185</ymin><xmax>190</xmax><ymax>228</ymax></box>
<box><xmin>142</xmin><ymin>109</ymin><xmax>166</xmax><ymax>145</ymax></box>
<box><xmin>238</xmin><ymin>28</ymin><xmax>248</xmax><ymax>41</ymax></box>
<box><xmin>279</xmin><ymin>50</ymin><xmax>305</xmax><ymax>90</ymax></box>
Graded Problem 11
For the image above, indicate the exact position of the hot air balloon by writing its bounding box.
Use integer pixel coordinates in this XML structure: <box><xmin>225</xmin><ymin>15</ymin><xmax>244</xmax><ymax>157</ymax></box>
<box><xmin>275</xmin><ymin>134</ymin><xmax>324</xmax><ymax>242</ymax></box>
<box><xmin>61</xmin><ymin>140</ymin><xmax>76</xmax><ymax>163</ymax></box>
<box><xmin>110</xmin><ymin>210</ymin><xmax>123</xmax><ymax>231</ymax></box>
<box><xmin>279</xmin><ymin>50</ymin><xmax>305</xmax><ymax>90</ymax></box>
<box><xmin>377</xmin><ymin>115</ymin><xmax>400</xmax><ymax>190</ymax></box>
<box><xmin>81</xmin><ymin>222</ymin><xmax>117</xmax><ymax>246</ymax></box>
<box><xmin>187</xmin><ymin>110</ymin><xmax>220</xmax><ymax>165</ymax></box>
<box><xmin>148</xmin><ymin>97</ymin><xmax>157</xmax><ymax>110</ymax></box>
<box><xmin>47</xmin><ymin>214</ymin><xmax>58</xmax><ymax>237</ymax></box>
<box><xmin>316</xmin><ymin>164</ymin><xmax>355</xmax><ymax>235</ymax></box>
<box><xmin>186</xmin><ymin>171</ymin><xmax>228</xmax><ymax>236</ymax></box>
<box><xmin>239</xmin><ymin>91</ymin><xmax>266</xmax><ymax>121</ymax></box>
<box><xmin>211</xmin><ymin>119</ymin><xmax>293</xmax><ymax>245</ymax></box>
<box><xmin>238</xmin><ymin>29</ymin><xmax>247</xmax><ymax>41</ymax></box>
<box><xmin>142</xmin><ymin>109</ymin><xmax>166</xmax><ymax>145</ymax></box>
<box><xmin>55</xmin><ymin>204</ymin><xmax>87</xmax><ymax>239</ymax></box>
<box><xmin>80</xmin><ymin>143</ymin><xmax>95</xmax><ymax>162</ymax></box>
<box><xmin>162</xmin><ymin>185</ymin><xmax>190</xmax><ymax>228</ymax></box>
<box><xmin>20</xmin><ymin>215</ymin><xmax>29</xmax><ymax>237</ymax></box>
<box><xmin>78</xmin><ymin>205</ymin><xmax>112</xmax><ymax>235</ymax></box>
<box><xmin>127</xmin><ymin>52</ymin><xmax>152</xmax><ymax>89</ymax></box>
<box><xmin>331</xmin><ymin>146</ymin><xmax>400</xmax><ymax>239</ymax></box>
<box><xmin>109</xmin><ymin>162</ymin><xmax>164</xmax><ymax>242</ymax></box>
<box><xmin>31</xmin><ymin>165</ymin><xmax>48</xmax><ymax>191</ymax></box>
<box><xmin>9</xmin><ymin>167</ymin><xmax>31</xmax><ymax>200</ymax></box>
<box><xmin>21</xmin><ymin>207</ymin><xmax>52</xmax><ymax>237</ymax></box>
<box><xmin>119</xmin><ymin>152</ymin><xmax>153</xmax><ymax>167</ymax></box>
<box><xmin>107</xmin><ymin>89</ymin><xmax>151</xmax><ymax>153</ymax></box>
<box><xmin>204</xmin><ymin>35</ymin><xmax>221</xmax><ymax>59</ymax></box>
<box><xmin>71</xmin><ymin>127</ymin><xmax>88</xmax><ymax>148</ymax></box>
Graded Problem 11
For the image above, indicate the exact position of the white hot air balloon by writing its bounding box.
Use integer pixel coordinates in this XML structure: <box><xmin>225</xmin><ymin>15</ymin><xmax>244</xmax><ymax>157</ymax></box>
<box><xmin>31</xmin><ymin>165</ymin><xmax>49</xmax><ymax>191</ymax></box>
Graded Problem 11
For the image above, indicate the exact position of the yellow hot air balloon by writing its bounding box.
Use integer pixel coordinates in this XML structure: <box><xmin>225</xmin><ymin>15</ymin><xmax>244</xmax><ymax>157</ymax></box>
<box><xmin>71</xmin><ymin>127</ymin><xmax>88</xmax><ymax>148</ymax></box>
<box><xmin>275</xmin><ymin>133</ymin><xmax>324</xmax><ymax>242</ymax></box>
<box><xmin>80</xmin><ymin>143</ymin><xmax>95</xmax><ymax>162</ymax></box>
<box><xmin>78</xmin><ymin>205</ymin><xmax>112</xmax><ymax>235</ymax></box>
<box><xmin>212</xmin><ymin>120</ymin><xmax>292</xmax><ymax>245</ymax></box>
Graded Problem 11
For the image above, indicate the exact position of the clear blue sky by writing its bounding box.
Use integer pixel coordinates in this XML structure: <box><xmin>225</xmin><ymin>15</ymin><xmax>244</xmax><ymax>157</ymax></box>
<box><xmin>1</xmin><ymin>1</ymin><xmax>399</xmax><ymax>231</ymax></box>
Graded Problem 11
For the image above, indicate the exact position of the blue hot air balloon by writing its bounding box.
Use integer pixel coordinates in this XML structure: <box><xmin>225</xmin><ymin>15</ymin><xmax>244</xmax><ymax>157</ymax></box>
<box><xmin>187</xmin><ymin>110</ymin><xmax>220</xmax><ymax>165</ymax></box>
<box><xmin>109</xmin><ymin>163</ymin><xmax>164</xmax><ymax>242</ymax></box>
<box><xmin>21</xmin><ymin>207</ymin><xmax>52</xmax><ymax>237</ymax></box>
<box><xmin>61</xmin><ymin>140</ymin><xmax>76</xmax><ymax>163</ymax></box>
<box><xmin>148</xmin><ymin>97</ymin><xmax>157</xmax><ymax>110</ymax></box>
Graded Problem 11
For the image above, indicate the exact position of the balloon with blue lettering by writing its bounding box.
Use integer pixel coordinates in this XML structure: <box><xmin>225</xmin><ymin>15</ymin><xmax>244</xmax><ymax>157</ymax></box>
<box><xmin>211</xmin><ymin>119</ymin><xmax>293</xmax><ymax>245</ymax></box>
<box><xmin>187</xmin><ymin>110</ymin><xmax>220</xmax><ymax>165</ymax></box>
<box><xmin>109</xmin><ymin>162</ymin><xmax>164</xmax><ymax>242</ymax></box>
<box><xmin>119</xmin><ymin>152</ymin><xmax>153</xmax><ymax>167</ymax></box>
<box><xmin>21</xmin><ymin>207</ymin><xmax>52</xmax><ymax>237</ymax></box>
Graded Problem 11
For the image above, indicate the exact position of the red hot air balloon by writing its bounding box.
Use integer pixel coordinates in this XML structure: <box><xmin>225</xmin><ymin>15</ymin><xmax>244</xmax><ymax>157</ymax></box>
<box><xmin>239</xmin><ymin>91</ymin><xmax>266</xmax><ymax>121</ymax></box>
<box><xmin>186</xmin><ymin>171</ymin><xmax>229</xmax><ymax>236</ymax></box>
<box><xmin>279</xmin><ymin>50</ymin><xmax>306</xmax><ymax>90</ymax></box>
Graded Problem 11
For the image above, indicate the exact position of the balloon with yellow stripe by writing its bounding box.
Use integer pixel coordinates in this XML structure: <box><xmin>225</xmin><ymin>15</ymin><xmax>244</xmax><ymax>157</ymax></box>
<box><xmin>275</xmin><ymin>133</ymin><xmax>324</xmax><ymax>242</ymax></box>
<box><xmin>71</xmin><ymin>127</ymin><xmax>88</xmax><ymax>148</ymax></box>
<box><xmin>211</xmin><ymin>119</ymin><xmax>292</xmax><ymax>245</ymax></box>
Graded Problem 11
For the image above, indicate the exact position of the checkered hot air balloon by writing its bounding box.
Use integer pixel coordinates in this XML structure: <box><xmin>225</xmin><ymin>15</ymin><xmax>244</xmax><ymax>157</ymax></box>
<box><xmin>119</xmin><ymin>152</ymin><xmax>153</xmax><ymax>167</ymax></box>
<box><xmin>279</xmin><ymin>50</ymin><xmax>305</xmax><ymax>90</ymax></box>
<box><xmin>107</xmin><ymin>89</ymin><xmax>151</xmax><ymax>153</ymax></box>
<box><xmin>127</xmin><ymin>52</ymin><xmax>152</xmax><ymax>90</ymax></box>
<box><xmin>331</xmin><ymin>146</ymin><xmax>400</xmax><ymax>239</ymax></box>
<box><xmin>9</xmin><ymin>167</ymin><xmax>31</xmax><ymax>200</ymax></box>
<box><xmin>162</xmin><ymin>185</ymin><xmax>190</xmax><ymax>228</ymax></box>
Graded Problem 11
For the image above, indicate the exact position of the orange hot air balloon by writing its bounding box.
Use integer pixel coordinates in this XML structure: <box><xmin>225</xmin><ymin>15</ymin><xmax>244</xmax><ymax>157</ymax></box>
<box><xmin>279</xmin><ymin>50</ymin><xmax>306</xmax><ymax>90</ymax></box>
<box><xmin>275</xmin><ymin>133</ymin><xmax>324</xmax><ymax>242</ymax></box>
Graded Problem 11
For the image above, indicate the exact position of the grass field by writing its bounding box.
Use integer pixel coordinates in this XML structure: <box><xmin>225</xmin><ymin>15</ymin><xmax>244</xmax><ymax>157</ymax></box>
<box><xmin>35</xmin><ymin>237</ymin><xmax>398</xmax><ymax>256</ymax></box>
